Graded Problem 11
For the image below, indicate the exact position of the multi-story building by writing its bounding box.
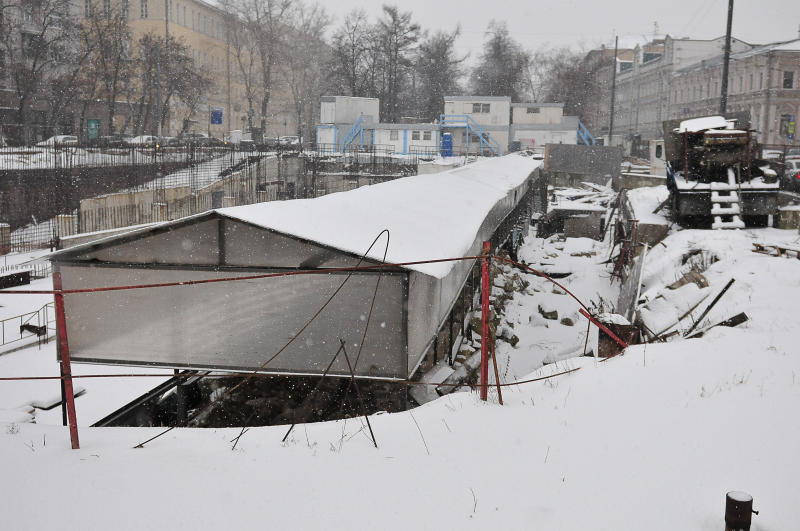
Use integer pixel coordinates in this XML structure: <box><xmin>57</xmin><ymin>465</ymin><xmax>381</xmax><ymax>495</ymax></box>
<box><xmin>603</xmin><ymin>35</ymin><xmax>752</xmax><ymax>147</ymax></box>
<box><xmin>670</xmin><ymin>39</ymin><xmax>800</xmax><ymax>146</ymax></box>
<box><xmin>594</xmin><ymin>33</ymin><xmax>800</xmax><ymax>150</ymax></box>
<box><xmin>88</xmin><ymin>0</ymin><xmax>297</xmax><ymax>139</ymax></box>
<box><xmin>0</xmin><ymin>0</ymin><xmax>301</xmax><ymax>143</ymax></box>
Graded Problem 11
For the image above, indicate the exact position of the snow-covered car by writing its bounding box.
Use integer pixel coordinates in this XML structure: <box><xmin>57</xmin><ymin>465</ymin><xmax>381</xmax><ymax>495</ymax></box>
<box><xmin>783</xmin><ymin>159</ymin><xmax>800</xmax><ymax>192</ymax></box>
<box><xmin>128</xmin><ymin>135</ymin><xmax>158</xmax><ymax>147</ymax></box>
<box><xmin>36</xmin><ymin>135</ymin><xmax>78</xmax><ymax>147</ymax></box>
<box><xmin>278</xmin><ymin>135</ymin><xmax>300</xmax><ymax>146</ymax></box>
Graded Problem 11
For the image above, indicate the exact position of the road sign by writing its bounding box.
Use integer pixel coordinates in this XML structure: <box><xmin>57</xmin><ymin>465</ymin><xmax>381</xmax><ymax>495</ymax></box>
<box><xmin>789</xmin><ymin>114</ymin><xmax>796</xmax><ymax>140</ymax></box>
<box><xmin>210</xmin><ymin>108</ymin><xmax>223</xmax><ymax>125</ymax></box>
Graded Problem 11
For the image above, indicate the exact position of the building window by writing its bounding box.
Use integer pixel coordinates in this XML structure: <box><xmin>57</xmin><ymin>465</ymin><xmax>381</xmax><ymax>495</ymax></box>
<box><xmin>389</xmin><ymin>130</ymin><xmax>398</xmax><ymax>141</ymax></box>
<box><xmin>748</xmin><ymin>74</ymin><xmax>753</xmax><ymax>91</ymax></box>
<box><xmin>759</xmin><ymin>72</ymin><xmax>763</xmax><ymax>89</ymax></box>
<box><xmin>527</xmin><ymin>107</ymin><xmax>540</xmax><ymax>114</ymax></box>
<box><xmin>472</xmin><ymin>103</ymin><xmax>481</xmax><ymax>113</ymax></box>
<box><xmin>140</xmin><ymin>0</ymin><xmax>147</xmax><ymax>18</ymax></box>
<box><xmin>122</xmin><ymin>0</ymin><xmax>129</xmax><ymax>18</ymax></box>
<box><xmin>103</xmin><ymin>0</ymin><xmax>110</xmax><ymax>17</ymax></box>
<box><xmin>783</xmin><ymin>71</ymin><xmax>794</xmax><ymax>89</ymax></box>
<box><xmin>714</xmin><ymin>81</ymin><xmax>718</xmax><ymax>96</ymax></box>
<box><xmin>423</xmin><ymin>131</ymin><xmax>431</xmax><ymax>141</ymax></box>
<box><xmin>84</xmin><ymin>0</ymin><xmax>91</xmax><ymax>17</ymax></box>
<box><xmin>411</xmin><ymin>130</ymin><xmax>420</xmax><ymax>141</ymax></box>
<box><xmin>482</xmin><ymin>103</ymin><xmax>490</xmax><ymax>113</ymax></box>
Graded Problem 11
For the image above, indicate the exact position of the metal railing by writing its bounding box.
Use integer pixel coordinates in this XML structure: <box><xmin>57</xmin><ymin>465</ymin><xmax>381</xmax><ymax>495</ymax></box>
<box><xmin>0</xmin><ymin>302</ymin><xmax>56</xmax><ymax>351</ymax></box>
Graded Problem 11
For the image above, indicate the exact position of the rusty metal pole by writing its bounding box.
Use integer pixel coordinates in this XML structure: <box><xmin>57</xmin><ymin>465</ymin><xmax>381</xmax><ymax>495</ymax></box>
<box><xmin>480</xmin><ymin>241</ymin><xmax>491</xmax><ymax>402</ymax></box>
<box><xmin>684</xmin><ymin>131</ymin><xmax>690</xmax><ymax>183</ymax></box>
<box><xmin>489</xmin><ymin>340</ymin><xmax>503</xmax><ymax>405</ymax></box>
<box><xmin>53</xmin><ymin>271</ymin><xmax>80</xmax><ymax>449</ymax></box>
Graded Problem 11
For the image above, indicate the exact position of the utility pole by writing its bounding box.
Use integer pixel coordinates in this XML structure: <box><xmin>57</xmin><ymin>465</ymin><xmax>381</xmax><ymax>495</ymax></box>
<box><xmin>162</xmin><ymin>0</ymin><xmax>170</xmax><ymax>137</ymax></box>
<box><xmin>609</xmin><ymin>36</ymin><xmax>618</xmax><ymax>146</ymax></box>
<box><xmin>719</xmin><ymin>0</ymin><xmax>734</xmax><ymax>114</ymax></box>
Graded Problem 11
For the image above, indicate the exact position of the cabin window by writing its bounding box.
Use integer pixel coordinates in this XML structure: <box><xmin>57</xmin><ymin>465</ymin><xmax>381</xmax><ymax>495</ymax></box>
<box><xmin>389</xmin><ymin>130</ymin><xmax>398</xmax><ymax>141</ymax></box>
<box><xmin>423</xmin><ymin>131</ymin><xmax>431</xmax><ymax>141</ymax></box>
<box><xmin>411</xmin><ymin>130</ymin><xmax>420</xmax><ymax>141</ymax></box>
<box><xmin>527</xmin><ymin>107</ymin><xmax>540</xmax><ymax>114</ymax></box>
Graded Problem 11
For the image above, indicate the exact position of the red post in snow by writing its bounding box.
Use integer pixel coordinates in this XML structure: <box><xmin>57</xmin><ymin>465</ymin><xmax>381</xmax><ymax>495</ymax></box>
<box><xmin>480</xmin><ymin>241</ymin><xmax>491</xmax><ymax>402</ymax></box>
<box><xmin>53</xmin><ymin>271</ymin><xmax>80</xmax><ymax>449</ymax></box>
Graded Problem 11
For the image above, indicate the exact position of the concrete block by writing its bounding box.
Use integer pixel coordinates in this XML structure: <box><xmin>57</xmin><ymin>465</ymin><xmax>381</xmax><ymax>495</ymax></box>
<box><xmin>778</xmin><ymin>208</ymin><xmax>800</xmax><ymax>230</ymax></box>
<box><xmin>564</xmin><ymin>213</ymin><xmax>604</xmax><ymax>240</ymax></box>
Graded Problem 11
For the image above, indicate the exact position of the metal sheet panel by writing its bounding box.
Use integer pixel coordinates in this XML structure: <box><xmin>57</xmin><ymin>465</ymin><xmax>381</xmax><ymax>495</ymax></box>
<box><xmin>76</xmin><ymin>220</ymin><xmax>220</xmax><ymax>265</ymax></box>
<box><xmin>545</xmin><ymin>144</ymin><xmax>624</xmax><ymax>178</ymax></box>
<box><xmin>222</xmin><ymin>221</ymin><xmax>374</xmax><ymax>269</ymax></box>
<box><xmin>59</xmin><ymin>264</ymin><xmax>407</xmax><ymax>379</ymax></box>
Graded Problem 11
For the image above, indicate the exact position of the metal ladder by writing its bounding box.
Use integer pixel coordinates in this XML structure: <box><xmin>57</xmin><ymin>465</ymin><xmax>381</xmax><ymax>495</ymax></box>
<box><xmin>711</xmin><ymin>167</ymin><xmax>745</xmax><ymax>229</ymax></box>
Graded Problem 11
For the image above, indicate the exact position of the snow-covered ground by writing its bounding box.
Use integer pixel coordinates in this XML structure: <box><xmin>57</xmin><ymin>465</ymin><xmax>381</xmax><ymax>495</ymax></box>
<box><xmin>1</xmin><ymin>223</ymin><xmax>799</xmax><ymax>529</ymax></box>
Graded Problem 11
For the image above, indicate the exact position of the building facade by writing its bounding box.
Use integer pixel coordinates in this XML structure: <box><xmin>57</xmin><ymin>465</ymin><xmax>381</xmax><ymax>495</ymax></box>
<box><xmin>594</xmin><ymin>33</ymin><xmax>800</xmax><ymax>150</ymax></box>
<box><xmin>317</xmin><ymin>95</ymin><xmax>584</xmax><ymax>155</ymax></box>
<box><xmin>670</xmin><ymin>39</ymin><xmax>800</xmax><ymax>146</ymax></box>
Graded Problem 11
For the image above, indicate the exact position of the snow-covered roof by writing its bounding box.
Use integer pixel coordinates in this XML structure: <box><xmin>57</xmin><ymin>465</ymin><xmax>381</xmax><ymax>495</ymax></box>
<box><xmin>676</xmin><ymin>116</ymin><xmax>728</xmax><ymax>133</ymax></box>
<box><xmin>51</xmin><ymin>155</ymin><xmax>542</xmax><ymax>279</ymax></box>
<box><xmin>219</xmin><ymin>154</ymin><xmax>542</xmax><ymax>278</ymax></box>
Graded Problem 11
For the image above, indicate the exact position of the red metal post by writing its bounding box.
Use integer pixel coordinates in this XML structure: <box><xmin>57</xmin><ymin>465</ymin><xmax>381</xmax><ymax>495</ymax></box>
<box><xmin>480</xmin><ymin>241</ymin><xmax>491</xmax><ymax>401</ymax></box>
<box><xmin>53</xmin><ymin>272</ymin><xmax>80</xmax><ymax>449</ymax></box>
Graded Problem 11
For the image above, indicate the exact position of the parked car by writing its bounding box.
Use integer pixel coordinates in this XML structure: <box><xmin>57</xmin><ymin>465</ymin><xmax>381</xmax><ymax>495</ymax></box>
<box><xmin>128</xmin><ymin>135</ymin><xmax>158</xmax><ymax>147</ymax></box>
<box><xmin>279</xmin><ymin>135</ymin><xmax>300</xmax><ymax>146</ymax></box>
<box><xmin>786</xmin><ymin>147</ymin><xmax>800</xmax><ymax>159</ymax></box>
<box><xmin>262</xmin><ymin>137</ymin><xmax>281</xmax><ymax>149</ymax></box>
<box><xmin>178</xmin><ymin>132</ymin><xmax>208</xmax><ymax>145</ymax></box>
<box><xmin>783</xmin><ymin>159</ymin><xmax>800</xmax><ymax>192</ymax></box>
<box><xmin>36</xmin><ymin>135</ymin><xmax>78</xmax><ymax>147</ymax></box>
<box><xmin>92</xmin><ymin>134</ymin><xmax>133</xmax><ymax>148</ymax></box>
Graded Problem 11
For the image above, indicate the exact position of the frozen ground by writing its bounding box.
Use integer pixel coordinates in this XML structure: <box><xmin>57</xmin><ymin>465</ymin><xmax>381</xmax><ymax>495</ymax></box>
<box><xmin>1</xmin><ymin>225</ymin><xmax>799</xmax><ymax>530</ymax></box>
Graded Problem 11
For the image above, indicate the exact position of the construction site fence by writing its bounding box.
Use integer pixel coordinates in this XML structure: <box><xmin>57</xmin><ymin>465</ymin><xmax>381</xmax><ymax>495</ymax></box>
<box><xmin>3</xmin><ymin>148</ymin><xmax>428</xmax><ymax>254</ymax></box>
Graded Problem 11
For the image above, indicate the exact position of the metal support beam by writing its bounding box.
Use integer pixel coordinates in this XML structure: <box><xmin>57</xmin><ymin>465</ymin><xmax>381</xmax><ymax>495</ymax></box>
<box><xmin>480</xmin><ymin>241</ymin><xmax>490</xmax><ymax>401</ymax></box>
<box><xmin>53</xmin><ymin>272</ymin><xmax>80</xmax><ymax>449</ymax></box>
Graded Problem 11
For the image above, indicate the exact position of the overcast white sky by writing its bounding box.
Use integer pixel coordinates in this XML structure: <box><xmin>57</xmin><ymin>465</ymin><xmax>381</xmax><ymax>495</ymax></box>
<box><xmin>323</xmin><ymin>0</ymin><xmax>799</xmax><ymax>63</ymax></box>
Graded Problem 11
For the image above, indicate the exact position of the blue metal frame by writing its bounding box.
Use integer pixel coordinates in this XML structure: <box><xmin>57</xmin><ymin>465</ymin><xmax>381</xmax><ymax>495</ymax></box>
<box><xmin>577</xmin><ymin>120</ymin><xmax>595</xmax><ymax>146</ymax></box>
<box><xmin>340</xmin><ymin>116</ymin><xmax>364</xmax><ymax>151</ymax></box>
<box><xmin>439</xmin><ymin>114</ymin><xmax>502</xmax><ymax>156</ymax></box>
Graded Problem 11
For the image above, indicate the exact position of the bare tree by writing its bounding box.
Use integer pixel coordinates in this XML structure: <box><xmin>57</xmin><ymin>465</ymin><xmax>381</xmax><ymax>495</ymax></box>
<box><xmin>0</xmin><ymin>0</ymin><xmax>77</xmax><ymax>143</ymax></box>
<box><xmin>220</xmin><ymin>6</ymin><xmax>259</xmax><ymax>131</ymax></box>
<box><xmin>231</xmin><ymin>0</ymin><xmax>292</xmax><ymax>135</ymax></box>
<box><xmin>328</xmin><ymin>9</ymin><xmax>372</xmax><ymax>97</ymax></box>
<box><xmin>84</xmin><ymin>2</ymin><xmax>133</xmax><ymax>135</ymax></box>
<box><xmin>280</xmin><ymin>2</ymin><xmax>329</xmax><ymax>142</ymax></box>
<box><xmin>134</xmin><ymin>34</ymin><xmax>213</xmax><ymax>135</ymax></box>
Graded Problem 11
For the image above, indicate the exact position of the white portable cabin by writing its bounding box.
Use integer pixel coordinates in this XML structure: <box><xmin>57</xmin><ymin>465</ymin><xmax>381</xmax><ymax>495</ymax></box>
<box><xmin>49</xmin><ymin>155</ymin><xmax>543</xmax><ymax>380</ymax></box>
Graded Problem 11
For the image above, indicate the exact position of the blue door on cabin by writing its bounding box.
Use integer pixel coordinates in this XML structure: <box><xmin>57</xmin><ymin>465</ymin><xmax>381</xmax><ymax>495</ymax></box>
<box><xmin>440</xmin><ymin>132</ymin><xmax>453</xmax><ymax>157</ymax></box>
